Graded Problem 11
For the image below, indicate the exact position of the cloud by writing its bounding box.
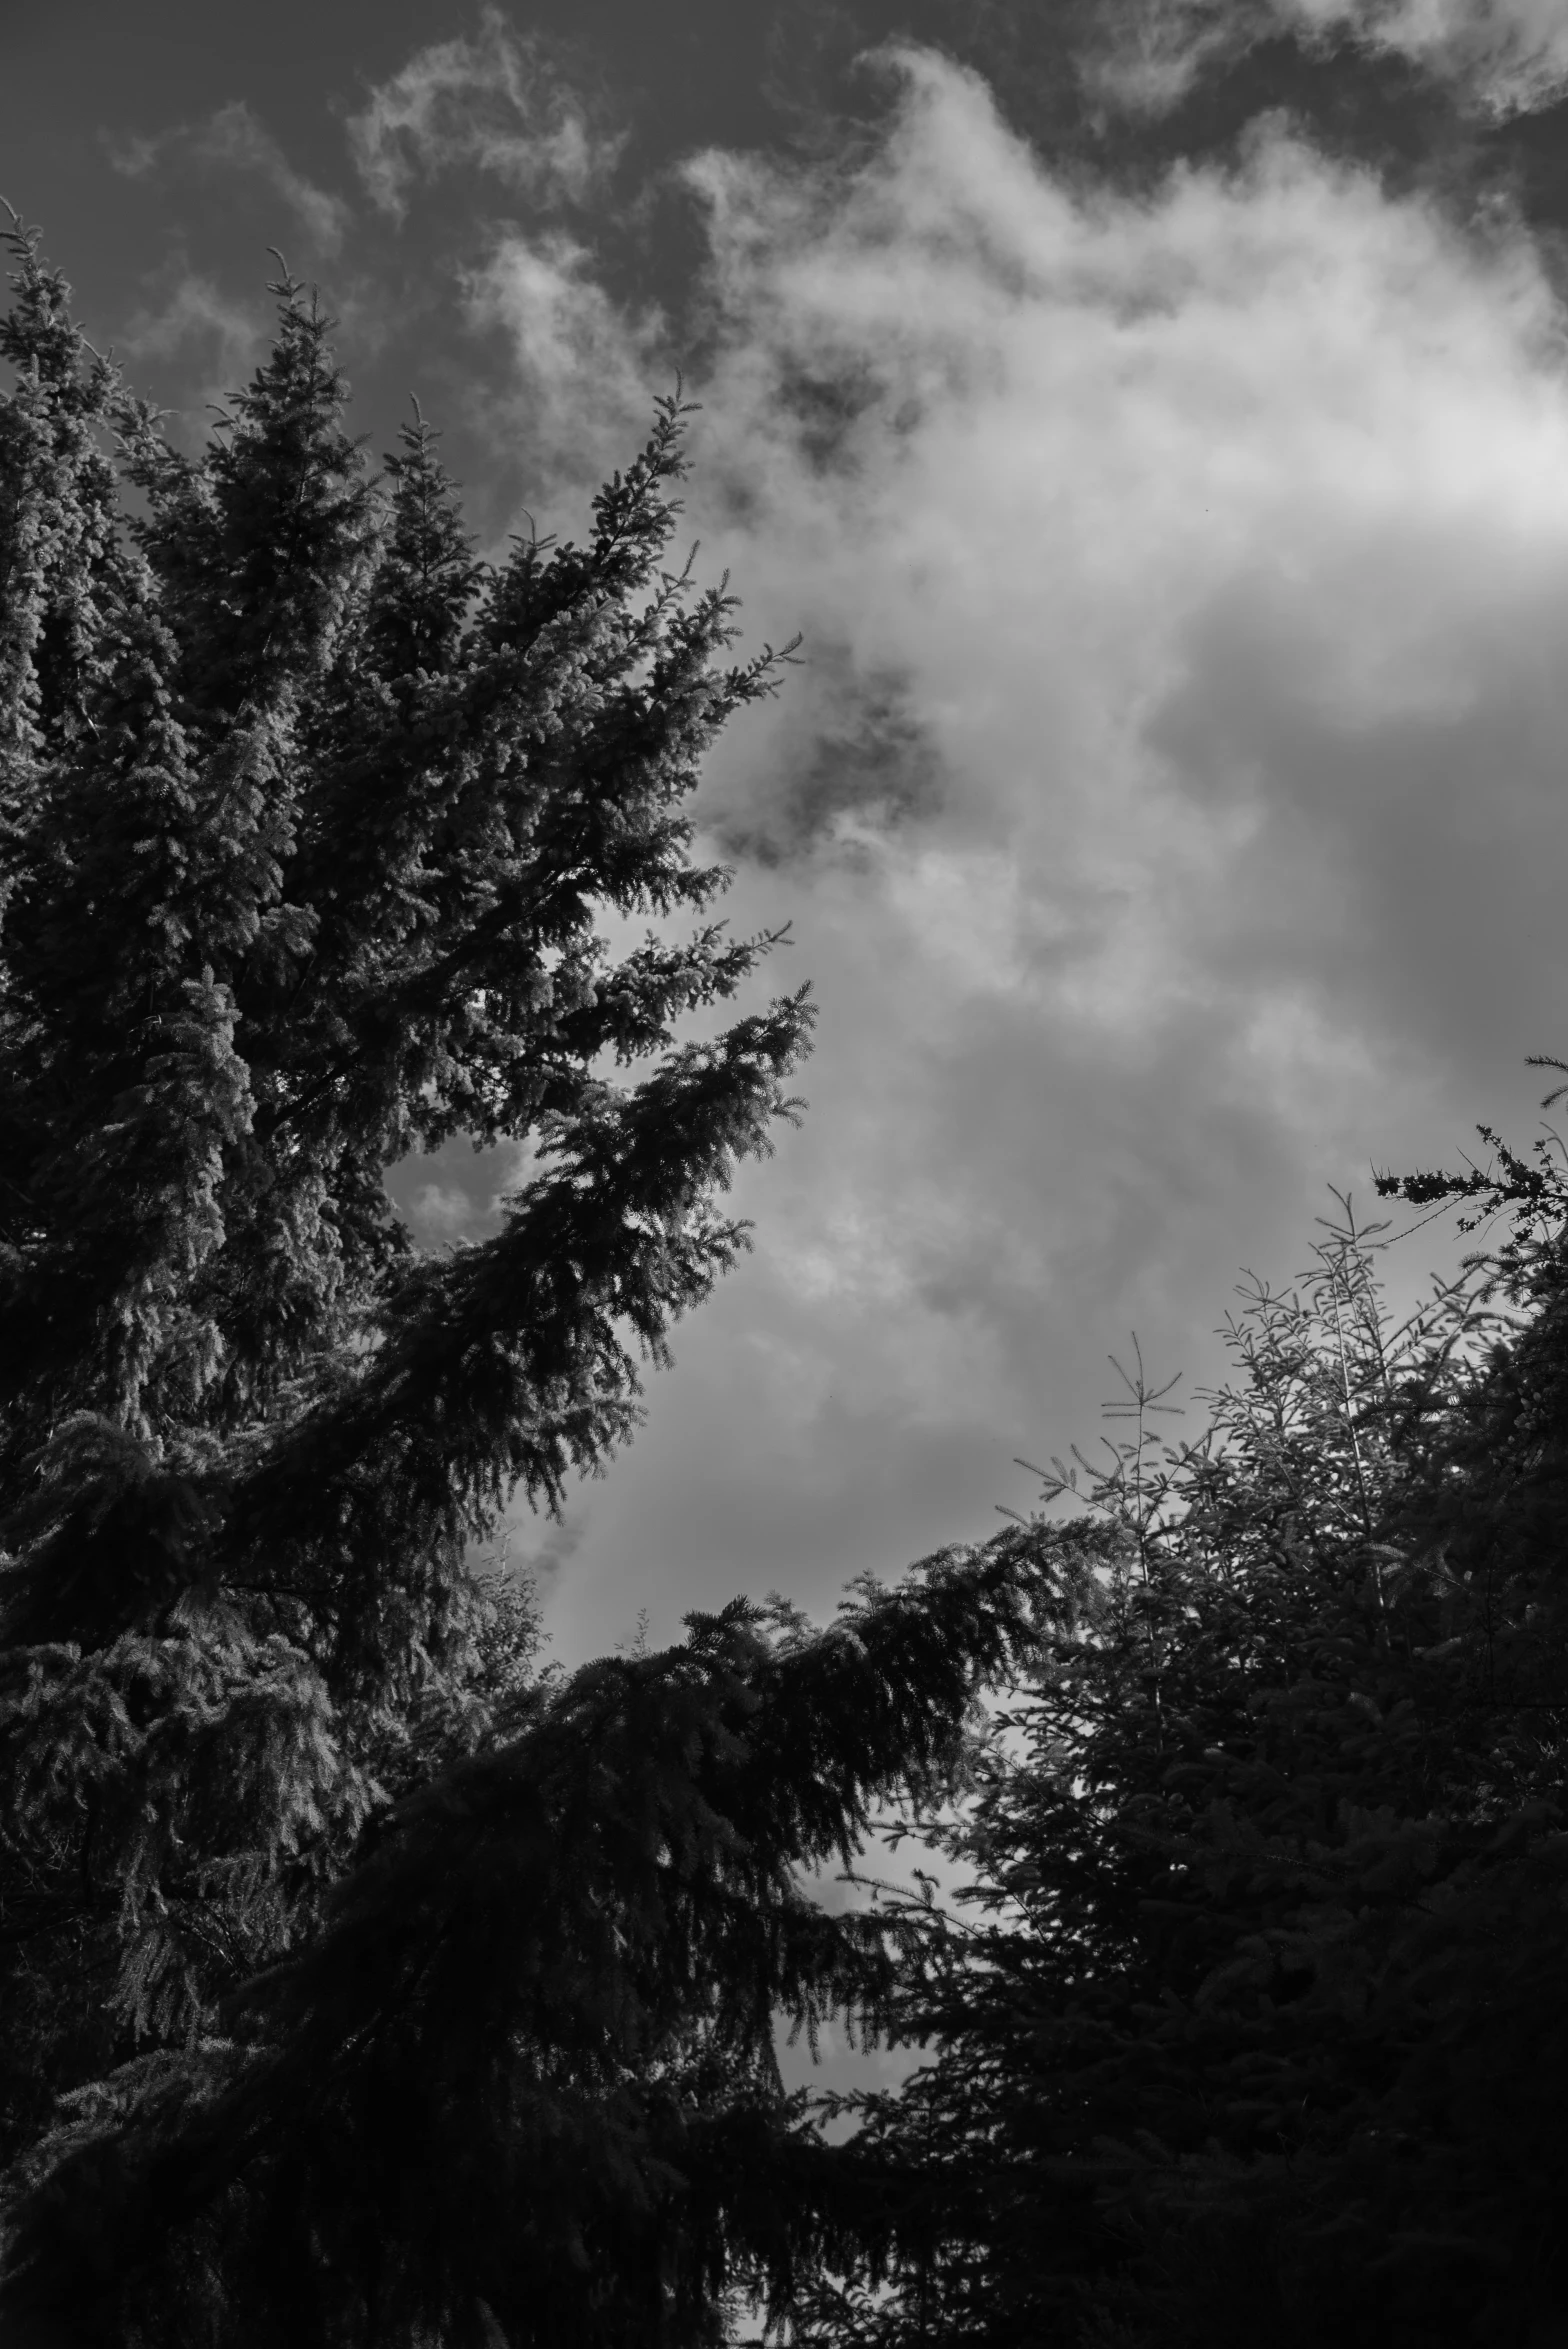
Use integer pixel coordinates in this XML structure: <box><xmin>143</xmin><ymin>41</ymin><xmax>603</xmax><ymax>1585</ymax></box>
<box><xmin>115</xmin><ymin>271</ymin><xmax>274</xmax><ymax>442</ymax></box>
<box><xmin>1081</xmin><ymin>0</ymin><xmax>1568</xmax><ymax>118</ymax></box>
<box><xmin>462</xmin><ymin>227</ymin><xmax>667</xmax><ymax>489</ymax></box>
<box><xmin>384</xmin><ymin>1136</ymin><xmax>525</xmax><ymax>1252</ymax></box>
<box><xmin>510</xmin><ymin>1511</ymin><xmax>586</xmax><ymax>1601</ymax></box>
<box><xmin>346</xmin><ymin>6</ymin><xmax>623</xmax><ymax>223</ymax></box>
<box><xmin>1078</xmin><ymin>0</ymin><xmax>1267</xmax><ymax>113</ymax></box>
<box><xmin>406</xmin><ymin>1181</ymin><xmax>479</xmax><ymax>1240</ymax></box>
<box><xmin>470</xmin><ymin>48</ymin><xmax>1568</xmax><ymax>1660</ymax></box>
<box><xmin>109</xmin><ymin>102</ymin><xmax>350</xmax><ymax>253</ymax></box>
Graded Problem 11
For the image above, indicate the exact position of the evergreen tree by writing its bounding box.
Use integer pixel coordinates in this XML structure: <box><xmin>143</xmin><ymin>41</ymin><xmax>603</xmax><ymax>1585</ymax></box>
<box><xmin>0</xmin><ymin>220</ymin><xmax>1043</xmax><ymax>2345</ymax></box>
<box><xmin>802</xmin><ymin>1180</ymin><xmax>1568</xmax><ymax>2348</ymax></box>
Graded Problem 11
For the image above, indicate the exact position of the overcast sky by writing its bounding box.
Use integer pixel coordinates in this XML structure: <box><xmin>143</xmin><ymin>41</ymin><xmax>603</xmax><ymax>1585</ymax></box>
<box><xmin>9</xmin><ymin>0</ymin><xmax>1568</xmax><ymax>1675</ymax></box>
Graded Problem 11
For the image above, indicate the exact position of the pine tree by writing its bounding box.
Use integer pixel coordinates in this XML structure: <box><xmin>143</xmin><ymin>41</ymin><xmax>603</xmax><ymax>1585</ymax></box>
<box><xmin>0</xmin><ymin>221</ymin><xmax>1042</xmax><ymax>2346</ymax></box>
<box><xmin>801</xmin><ymin>1185</ymin><xmax>1568</xmax><ymax>2348</ymax></box>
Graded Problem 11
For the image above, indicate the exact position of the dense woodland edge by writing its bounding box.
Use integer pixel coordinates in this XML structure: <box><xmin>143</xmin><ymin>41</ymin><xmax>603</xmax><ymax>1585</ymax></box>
<box><xmin>1</xmin><ymin>219</ymin><xmax>1566</xmax><ymax>2348</ymax></box>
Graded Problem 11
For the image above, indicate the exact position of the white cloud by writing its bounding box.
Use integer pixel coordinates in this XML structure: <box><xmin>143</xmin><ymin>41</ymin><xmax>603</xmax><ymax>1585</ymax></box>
<box><xmin>472</xmin><ymin>49</ymin><xmax>1568</xmax><ymax>1659</ymax></box>
<box><xmin>1084</xmin><ymin>0</ymin><xmax>1568</xmax><ymax>117</ymax></box>
<box><xmin>346</xmin><ymin>6</ymin><xmax>623</xmax><ymax>223</ymax></box>
<box><xmin>407</xmin><ymin>1181</ymin><xmax>478</xmax><ymax>1239</ymax></box>
<box><xmin>1298</xmin><ymin>0</ymin><xmax>1568</xmax><ymax>112</ymax></box>
<box><xmin>463</xmin><ymin>229</ymin><xmax>667</xmax><ymax>489</ymax></box>
<box><xmin>1080</xmin><ymin>0</ymin><xmax>1263</xmax><ymax>114</ymax></box>
<box><xmin>110</xmin><ymin>102</ymin><xmax>350</xmax><ymax>253</ymax></box>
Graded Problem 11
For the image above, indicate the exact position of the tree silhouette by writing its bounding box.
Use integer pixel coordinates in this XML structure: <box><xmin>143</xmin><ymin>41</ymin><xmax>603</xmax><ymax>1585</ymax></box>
<box><xmin>0</xmin><ymin>219</ymin><xmax>1043</xmax><ymax>2347</ymax></box>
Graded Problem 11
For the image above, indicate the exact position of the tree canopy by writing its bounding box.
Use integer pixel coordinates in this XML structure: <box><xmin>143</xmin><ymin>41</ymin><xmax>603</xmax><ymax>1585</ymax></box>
<box><xmin>795</xmin><ymin>1181</ymin><xmax>1568</xmax><ymax>2348</ymax></box>
<box><xmin>6</xmin><ymin>209</ymin><xmax>1568</xmax><ymax>2349</ymax></box>
<box><xmin>0</xmin><ymin>218</ymin><xmax>1047</xmax><ymax>2347</ymax></box>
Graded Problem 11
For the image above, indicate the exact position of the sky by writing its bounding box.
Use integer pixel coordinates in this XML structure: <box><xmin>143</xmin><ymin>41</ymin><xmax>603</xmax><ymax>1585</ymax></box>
<box><xmin>8</xmin><ymin>0</ymin><xmax>1568</xmax><ymax>1685</ymax></box>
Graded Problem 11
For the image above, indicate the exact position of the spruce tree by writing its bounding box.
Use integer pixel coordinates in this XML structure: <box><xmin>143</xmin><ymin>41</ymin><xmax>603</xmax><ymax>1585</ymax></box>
<box><xmin>803</xmin><ymin>1184</ymin><xmax>1568</xmax><ymax>2348</ymax></box>
<box><xmin>0</xmin><ymin>220</ymin><xmax>1044</xmax><ymax>2346</ymax></box>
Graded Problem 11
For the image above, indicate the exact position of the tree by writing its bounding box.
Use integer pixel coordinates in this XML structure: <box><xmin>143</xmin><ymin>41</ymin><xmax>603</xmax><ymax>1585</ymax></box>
<box><xmin>802</xmin><ymin>1182</ymin><xmax>1568</xmax><ymax>2348</ymax></box>
<box><xmin>0</xmin><ymin>219</ymin><xmax>1042</xmax><ymax>2346</ymax></box>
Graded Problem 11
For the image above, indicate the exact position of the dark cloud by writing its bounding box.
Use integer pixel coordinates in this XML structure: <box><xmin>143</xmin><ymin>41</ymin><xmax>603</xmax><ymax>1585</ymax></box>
<box><xmin>707</xmin><ymin>650</ymin><xmax>946</xmax><ymax>866</ymax></box>
<box><xmin>510</xmin><ymin>1513</ymin><xmax>587</xmax><ymax>1599</ymax></box>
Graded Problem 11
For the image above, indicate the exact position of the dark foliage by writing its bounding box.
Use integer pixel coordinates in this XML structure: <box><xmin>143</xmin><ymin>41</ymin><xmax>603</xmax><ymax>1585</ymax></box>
<box><xmin>3</xmin><ymin>1544</ymin><xmax>1043</xmax><ymax>2349</ymax></box>
<box><xmin>13</xmin><ymin>203</ymin><xmax>1564</xmax><ymax>2349</ymax></box>
<box><xmin>0</xmin><ymin>219</ymin><xmax>1044</xmax><ymax>2347</ymax></box>
<box><xmin>797</xmin><ymin>1185</ymin><xmax>1568</xmax><ymax>2348</ymax></box>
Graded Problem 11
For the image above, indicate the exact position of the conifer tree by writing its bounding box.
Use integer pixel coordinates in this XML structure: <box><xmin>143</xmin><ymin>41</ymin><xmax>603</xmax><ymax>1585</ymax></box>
<box><xmin>0</xmin><ymin>220</ymin><xmax>1045</xmax><ymax>2346</ymax></box>
<box><xmin>799</xmin><ymin>1180</ymin><xmax>1568</xmax><ymax>2348</ymax></box>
